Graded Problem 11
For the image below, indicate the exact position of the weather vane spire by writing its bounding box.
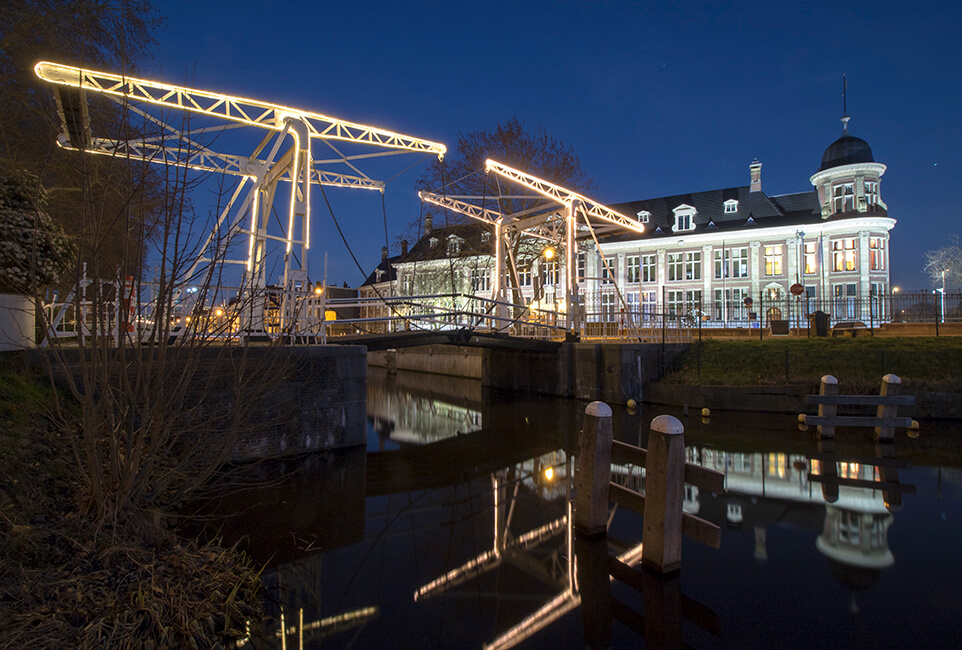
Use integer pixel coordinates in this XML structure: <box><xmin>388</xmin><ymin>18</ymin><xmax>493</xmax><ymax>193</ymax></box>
<box><xmin>841</xmin><ymin>74</ymin><xmax>850</xmax><ymax>134</ymax></box>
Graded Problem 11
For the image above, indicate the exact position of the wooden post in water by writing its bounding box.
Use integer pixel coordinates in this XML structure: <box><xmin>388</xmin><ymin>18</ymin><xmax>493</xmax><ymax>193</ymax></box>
<box><xmin>575</xmin><ymin>401</ymin><xmax>613</xmax><ymax>536</ymax></box>
<box><xmin>817</xmin><ymin>375</ymin><xmax>838</xmax><ymax>439</ymax></box>
<box><xmin>874</xmin><ymin>373</ymin><xmax>902</xmax><ymax>443</ymax></box>
<box><xmin>642</xmin><ymin>415</ymin><xmax>685</xmax><ymax>574</ymax></box>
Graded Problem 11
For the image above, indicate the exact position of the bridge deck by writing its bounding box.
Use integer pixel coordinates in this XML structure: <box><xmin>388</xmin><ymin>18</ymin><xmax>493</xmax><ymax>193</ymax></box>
<box><xmin>331</xmin><ymin>328</ymin><xmax>562</xmax><ymax>352</ymax></box>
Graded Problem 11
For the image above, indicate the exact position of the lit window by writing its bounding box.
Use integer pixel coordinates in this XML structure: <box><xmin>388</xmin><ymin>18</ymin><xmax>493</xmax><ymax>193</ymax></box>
<box><xmin>724</xmin><ymin>199</ymin><xmax>738</xmax><ymax>214</ymax></box>
<box><xmin>636</xmin><ymin>210</ymin><xmax>651</xmax><ymax>223</ymax></box>
<box><xmin>832</xmin><ymin>238</ymin><xmax>857</xmax><ymax>272</ymax></box>
<box><xmin>764</xmin><ymin>245</ymin><xmax>783</xmax><ymax>276</ymax></box>
<box><xmin>833</xmin><ymin>183</ymin><xmax>855</xmax><ymax>213</ymax></box>
<box><xmin>869</xmin><ymin>237</ymin><xmax>886</xmax><ymax>270</ymax></box>
<box><xmin>804</xmin><ymin>242</ymin><xmax>818</xmax><ymax>274</ymax></box>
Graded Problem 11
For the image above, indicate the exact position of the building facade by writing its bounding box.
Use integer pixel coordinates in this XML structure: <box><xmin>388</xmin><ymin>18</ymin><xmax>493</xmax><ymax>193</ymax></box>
<box><xmin>364</xmin><ymin>116</ymin><xmax>894</xmax><ymax>331</ymax></box>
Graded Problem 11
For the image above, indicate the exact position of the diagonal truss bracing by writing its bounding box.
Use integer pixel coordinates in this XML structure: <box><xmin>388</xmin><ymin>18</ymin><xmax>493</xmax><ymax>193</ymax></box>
<box><xmin>34</xmin><ymin>60</ymin><xmax>445</xmax><ymax>336</ymax></box>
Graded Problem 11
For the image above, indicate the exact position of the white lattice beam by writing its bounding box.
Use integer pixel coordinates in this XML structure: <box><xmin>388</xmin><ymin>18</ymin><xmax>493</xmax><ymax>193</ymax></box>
<box><xmin>485</xmin><ymin>159</ymin><xmax>643</xmax><ymax>233</ymax></box>
<box><xmin>35</xmin><ymin>61</ymin><xmax>446</xmax><ymax>156</ymax></box>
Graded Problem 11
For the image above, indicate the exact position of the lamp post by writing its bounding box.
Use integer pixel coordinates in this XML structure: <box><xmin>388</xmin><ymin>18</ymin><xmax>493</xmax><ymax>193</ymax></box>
<box><xmin>939</xmin><ymin>269</ymin><xmax>947</xmax><ymax>324</ymax></box>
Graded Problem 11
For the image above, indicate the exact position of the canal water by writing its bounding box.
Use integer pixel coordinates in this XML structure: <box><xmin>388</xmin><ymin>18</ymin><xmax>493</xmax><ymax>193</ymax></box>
<box><xmin>187</xmin><ymin>369</ymin><xmax>962</xmax><ymax>649</ymax></box>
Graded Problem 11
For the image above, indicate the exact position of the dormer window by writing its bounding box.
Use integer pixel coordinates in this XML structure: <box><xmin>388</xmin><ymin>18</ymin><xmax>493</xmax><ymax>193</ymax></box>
<box><xmin>446</xmin><ymin>235</ymin><xmax>463</xmax><ymax>256</ymax></box>
<box><xmin>724</xmin><ymin>199</ymin><xmax>738</xmax><ymax>214</ymax></box>
<box><xmin>672</xmin><ymin>204</ymin><xmax>696</xmax><ymax>232</ymax></box>
<box><xmin>429</xmin><ymin>237</ymin><xmax>439</xmax><ymax>248</ymax></box>
<box><xmin>637</xmin><ymin>210</ymin><xmax>651</xmax><ymax>223</ymax></box>
<box><xmin>481</xmin><ymin>231</ymin><xmax>491</xmax><ymax>244</ymax></box>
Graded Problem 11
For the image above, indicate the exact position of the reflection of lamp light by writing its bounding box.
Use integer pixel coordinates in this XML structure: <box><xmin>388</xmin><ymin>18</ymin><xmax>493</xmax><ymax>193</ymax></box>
<box><xmin>892</xmin><ymin>287</ymin><xmax>899</xmax><ymax>294</ymax></box>
<box><xmin>542</xmin><ymin>247</ymin><xmax>556</xmax><ymax>260</ymax></box>
<box><xmin>215</xmin><ymin>308</ymin><xmax>224</xmax><ymax>317</ymax></box>
<box><xmin>544</xmin><ymin>466</ymin><xmax>554</xmax><ymax>482</ymax></box>
<box><xmin>315</xmin><ymin>282</ymin><xmax>323</xmax><ymax>295</ymax></box>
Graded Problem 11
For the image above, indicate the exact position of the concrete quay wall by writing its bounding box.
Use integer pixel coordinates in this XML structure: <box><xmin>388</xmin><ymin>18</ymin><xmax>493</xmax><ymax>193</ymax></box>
<box><xmin>483</xmin><ymin>343</ymin><xmax>687</xmax><ymax>402</ymax></box>
<box><xmin>369</xmin><ymin>342</ymin><xmax>687</xmax><ymax>402</ymax></box>
<box><xmin>369</xmin><ymin>345</ymin><xmax>482</xmax><ymax>378</ymax></box>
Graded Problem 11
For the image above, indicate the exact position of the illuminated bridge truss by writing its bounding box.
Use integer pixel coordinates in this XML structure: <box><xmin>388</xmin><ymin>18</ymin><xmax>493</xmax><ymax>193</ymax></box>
<box><xmin>35</xmin><ymin>61</ymin><xmax>445</xmax><ymax>335</ymax></box>
<box><xmin>419</xmin><ymin>160</ymin><xmax>643</xmax><ymax>333</ymax></box>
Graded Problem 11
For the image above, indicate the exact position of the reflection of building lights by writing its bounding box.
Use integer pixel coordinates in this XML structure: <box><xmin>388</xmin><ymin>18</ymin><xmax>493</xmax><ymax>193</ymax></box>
<box><xmin>544</xmin><ymin>466</ymin><xmax>554</xmax><ymax>481</ymax></box>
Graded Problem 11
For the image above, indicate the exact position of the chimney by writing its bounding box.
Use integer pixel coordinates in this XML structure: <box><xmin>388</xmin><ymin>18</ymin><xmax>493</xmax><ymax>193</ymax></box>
<box><xmin>381</xmin><ymin>246</ymin><xmax>388</xmax><ymax>261</ymax></box>
<box><xmin>750</xmin><ymin>159</ymin><xmax>762</xmax><ymax>193</ymax></box>
<box><xmin>401</xmin><ymin>239</ymin><xmax>408</xmax><ymax>256</ymax></box>
<box><xmin>424</xmin><ymin>214</ymin><xmax>433</xmax><ymax>236</ymax></box>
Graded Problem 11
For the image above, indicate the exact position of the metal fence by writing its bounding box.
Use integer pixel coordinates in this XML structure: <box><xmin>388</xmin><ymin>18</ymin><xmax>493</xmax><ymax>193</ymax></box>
<box><xmin>580</xmin><ymin>289</ymin><xmax>962</xmax><ymax>330</ymax></box>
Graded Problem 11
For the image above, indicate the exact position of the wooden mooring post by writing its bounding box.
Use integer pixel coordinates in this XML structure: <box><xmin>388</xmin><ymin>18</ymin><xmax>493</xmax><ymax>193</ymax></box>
<box><xmin>641</xmin><ymin>415</ymin><xmax>686</xmax><ymax>574</ymax></box>
<box><xmin>575</xmin><ymin>404</ymin><xmax>723</xmax><ymax>574</ymax></box>
<box><xmin>574</xmin><ymin>401</ymin><xmax>614</xmax><ymax>536</ymax></box>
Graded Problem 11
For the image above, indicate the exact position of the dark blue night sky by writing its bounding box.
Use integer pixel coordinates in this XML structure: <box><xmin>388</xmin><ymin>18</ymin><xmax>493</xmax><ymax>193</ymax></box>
<box><xmin>152</xmin><ymin>0</ymin><xmax>961</xmax><ymax>289</ymax></box>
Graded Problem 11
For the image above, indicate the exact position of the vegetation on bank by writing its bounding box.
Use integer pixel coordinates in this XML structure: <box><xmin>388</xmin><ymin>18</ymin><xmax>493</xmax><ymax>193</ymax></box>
<box><xmin>0</xmin><ymin>358</ymin><xmax>262</xmax><ymax>648</ymax></box>
<box><xmin>662</xmin><ymin>337</ymin><xmax>962</xmax><ymax>393</ymax></box>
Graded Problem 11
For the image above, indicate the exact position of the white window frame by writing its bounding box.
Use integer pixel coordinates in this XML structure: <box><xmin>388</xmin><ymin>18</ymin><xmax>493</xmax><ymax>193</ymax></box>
<box><xmin>626</xmin><ymin>255</ymin><xmax>640</xmax><ymax>283</ymax></box>
<box><xmin>869</xmin><ymin>237</ymin><xmax>886</xmax><ymax>271</ymax></box>
<box><xmin>641</xmin><ymin>254</ymin><xmax>656</xmax><ymax>283</ymax></box>
<box><xmin>637</xmin><ymin>210</ymin><xmax>651</xmax><ymax>223</ymax></box>
<box><xmin>764</xmin><ymin>245</ymin><xmax>783</xmax><ymax>276</ymax></box>
<box><xmin>724</xmin><ymin>199</ymin><xmax>738</xmax><ymax>214</ymax></box>
<box><xmin>672</xmin><ymin>204</ymin><xmax>696</xmax><ymax>232</ymax></box>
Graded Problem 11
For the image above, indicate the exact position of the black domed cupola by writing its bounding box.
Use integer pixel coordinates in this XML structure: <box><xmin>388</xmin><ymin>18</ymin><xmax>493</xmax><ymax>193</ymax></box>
<box><xmin>810</xmin><ymin>114</ymin><xmax>886</xmax><ymax>220</ymax></box>
<box><xmin>819</xmin><ymin>116</ymin><xmax>875</xmax><ymax>171</ymax></box>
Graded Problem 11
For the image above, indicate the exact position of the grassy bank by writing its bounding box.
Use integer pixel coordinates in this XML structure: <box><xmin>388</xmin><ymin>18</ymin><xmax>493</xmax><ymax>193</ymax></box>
<box><xmin>662</xmin><ymin>337</ymin><xmax>962</xmax><ymax>393</ymax></box>
<box><xmin>0</xmin><ymin>357</ymin><xmax>261</xmax><ymax>648</ymax></box>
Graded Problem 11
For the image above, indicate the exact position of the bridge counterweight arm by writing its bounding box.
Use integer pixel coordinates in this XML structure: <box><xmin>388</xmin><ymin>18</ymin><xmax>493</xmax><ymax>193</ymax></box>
<box><xmin>485</xmin><ymin>159</ymin><xmax>643</xmax><ymax>233</ymax></box>
<box><xmin>35</xmin><ymin>61</ymin><xmax>446</xmax><ymax>157</ymax></box>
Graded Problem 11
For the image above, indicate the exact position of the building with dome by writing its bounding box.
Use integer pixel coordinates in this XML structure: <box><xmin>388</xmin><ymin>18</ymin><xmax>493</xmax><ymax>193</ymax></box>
<box><xmin>583</xmin><ymin>114</ymin><xmax>894</xmax><ymax>328</ymax></box>
<box><xmin>364</xmin><ymin>115</ymin><xmax>895</xmax><ymax>332</ymax></box>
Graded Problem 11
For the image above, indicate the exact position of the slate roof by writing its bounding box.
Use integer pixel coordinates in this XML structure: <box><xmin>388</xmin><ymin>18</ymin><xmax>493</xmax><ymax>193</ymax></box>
<box><xmin>604</xmin><ymin>184</ymin><xmax>885</xmax><ymax>244</ymax></box>
<box><xmin>396</xmin><ymin>223</ymin><xmax>495</xmax><ymax>262</ymax></box>
<box><xmin>361</xmin><ymin>255</ymin><xmax>400</xmax><ymax>287</ymax></box>
<box><xmin>360</xmin><ymin>222</ymin><xmax>496</xmax><ymax>287</ymax></box>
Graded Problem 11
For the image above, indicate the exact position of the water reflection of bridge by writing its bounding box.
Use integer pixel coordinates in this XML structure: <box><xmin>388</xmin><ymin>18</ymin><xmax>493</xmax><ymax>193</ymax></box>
<box><xmin>188</xmin><ymin>373</ymin><xmax>925</xmax><ymax>647</ymax></box>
